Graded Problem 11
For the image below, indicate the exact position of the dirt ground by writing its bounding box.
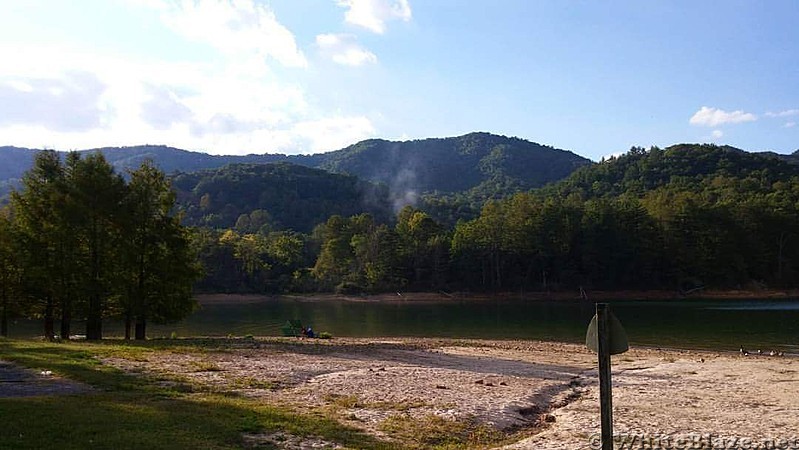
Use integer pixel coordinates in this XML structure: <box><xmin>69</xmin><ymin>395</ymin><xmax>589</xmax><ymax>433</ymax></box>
<box><xmin>0</xmin><ymin>360</ymin><xmax>93</xmax><ymax>398</ymax></box>
<box><xmin>94</xmin><ymin>337</ymin><xmax>799</xmax><ymax>449</ymax></box>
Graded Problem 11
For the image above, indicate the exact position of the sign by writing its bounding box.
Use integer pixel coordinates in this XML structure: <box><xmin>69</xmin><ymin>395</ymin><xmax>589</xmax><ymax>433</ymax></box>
<box><xmin>586</xmin><ymin>303</ymin><xmax>628</xmax><ymax>450</ymax></box>
<box><xmin>585</xmin><ymin>308</ymin><xmax>629</xmax><ymax>355</ymax></box>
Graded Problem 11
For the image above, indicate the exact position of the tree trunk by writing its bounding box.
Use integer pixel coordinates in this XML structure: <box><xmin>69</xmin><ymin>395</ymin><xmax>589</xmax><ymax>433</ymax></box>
<box><xmin>1</xmin><ymin>293</ymin><xmax>7</xmax><ymax>338</ymax></box>
<box><xmin>60</xmin><ymin>297</ymin><xmax>71</xmax><ymax>340</ymax></box>
<box><xmin>135</xmin><ymin>317</ymin><xmax>146</xmax><ymax>340</ymax></box>
<box><xmin>86</xmin><ymin>293</ymin><xmax>102</xmax><ymax>340</ymax></box>
<box><xmin>44</xmin><ymin>295</ymin><xmax>55</xmax><ymax>340</ymax></box>
<box><xmin>125</xmin><ymin>314</ymin><xmax>132</xmax><ymax>340</ymax></box>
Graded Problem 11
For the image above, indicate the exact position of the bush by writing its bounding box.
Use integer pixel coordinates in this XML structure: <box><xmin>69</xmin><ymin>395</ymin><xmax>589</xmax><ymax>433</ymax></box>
<box><xmin>335</xmin><ymin>281</ymin><xmax>363</xmax><ymax>295</ymax></box>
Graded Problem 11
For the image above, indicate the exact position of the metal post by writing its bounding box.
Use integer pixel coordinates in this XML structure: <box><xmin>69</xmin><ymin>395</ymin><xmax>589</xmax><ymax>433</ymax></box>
<box><xmin>597</xmin><ymin>303</ymin><xmax>613</xmax><ymax>450</ymax></box>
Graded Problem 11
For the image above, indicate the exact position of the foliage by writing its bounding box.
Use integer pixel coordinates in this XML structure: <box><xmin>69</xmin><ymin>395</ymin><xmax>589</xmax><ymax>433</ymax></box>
<box><xmin>9</xmin><ymin>152</ymin><xmax>198</xmax><ymax>340</ymax></box>
<box><xmin>1</xmin><ymin>133</ymin><xmax>591</xmax><ymax>229</ymax></box>
<box><xmin>192</xmin><ymin>228</ymin><xmax>311</xmax><ymax>293</ymax></box>
<box><xmin>312</xmin><ymin>214</ymin><xmax>404</xmax><ymax>292</ymax></box>
<box><xmin>0</xmin><ymin>207</ymin><xmax>22</xmax><ymax>336</ymax></box>
<box><xmin>171</xmin><ymin>163</ymin><xmax>392</xmax><ymax>232</ymax></box>
<box><xmin>8</xmin><ymin>141</ymin><xmax>799</xmax><ymax>299</ymax></box>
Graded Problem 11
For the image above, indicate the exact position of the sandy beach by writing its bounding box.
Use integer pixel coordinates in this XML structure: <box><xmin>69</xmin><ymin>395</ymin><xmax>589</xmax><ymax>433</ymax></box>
<box><xmin>95</xmin><ymin>337</ymin><xmax>799</xmax><ymax>449</ymax></box>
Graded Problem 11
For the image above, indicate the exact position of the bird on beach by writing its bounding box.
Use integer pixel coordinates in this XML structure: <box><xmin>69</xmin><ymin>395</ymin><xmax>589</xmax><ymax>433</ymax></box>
<box><xmin>739</xmin><ymin>346</ymin><xmax>749</xmax><ymax>356</ymax></box>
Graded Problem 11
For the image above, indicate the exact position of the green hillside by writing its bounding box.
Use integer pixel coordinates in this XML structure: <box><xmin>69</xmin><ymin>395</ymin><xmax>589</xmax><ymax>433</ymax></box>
<box><xmin>549</xmin><ymin>143</ymin><xmax>799</xmax><ymax>198</ymax></box>
<box><xmin>171</xmin><ymin>163</ymin><xmax>391</xmax><ymax>232</ymax></box>
<box><xmin>318</xmin><ymin>132</ymin><xmax>590</xmax><ymax>194</ymax></box>
<box><xmin>0</xmin><ymin>133</ymin><xmax>590</xmax><ymax>205</ymax></box>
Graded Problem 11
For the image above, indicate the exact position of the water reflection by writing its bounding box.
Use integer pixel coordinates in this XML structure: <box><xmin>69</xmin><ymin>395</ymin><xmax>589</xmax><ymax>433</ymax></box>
<box><xmin>6</xmin><ymin>297</ymin><xmax>799</xmax><ymax>353</ymax></box>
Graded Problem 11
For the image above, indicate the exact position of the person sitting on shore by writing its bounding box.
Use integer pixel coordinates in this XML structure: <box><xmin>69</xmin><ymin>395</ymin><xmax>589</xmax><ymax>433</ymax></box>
<box><xmin>303</xmin><ymin>326</ymin><xmax>315</xmax><ymax>338</ymax></box>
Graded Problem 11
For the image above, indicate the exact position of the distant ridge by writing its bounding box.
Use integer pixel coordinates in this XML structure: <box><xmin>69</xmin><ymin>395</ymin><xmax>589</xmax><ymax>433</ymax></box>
<box><xmin>549</xmin><ymin>143</ymin><xmax>799</xmax><ymax>198</ymax></box>
<box><xmin>0</xmin><ymin>133</ymin><xmax>591</xmax><ymax>200</ymax></box>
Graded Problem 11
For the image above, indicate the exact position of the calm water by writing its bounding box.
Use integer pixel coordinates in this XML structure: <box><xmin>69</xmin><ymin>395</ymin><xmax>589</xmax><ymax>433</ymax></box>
<box><xmin>6</xmin><ymin>297</ymin><xmax>799</xmax><ymax>354</ymax></box>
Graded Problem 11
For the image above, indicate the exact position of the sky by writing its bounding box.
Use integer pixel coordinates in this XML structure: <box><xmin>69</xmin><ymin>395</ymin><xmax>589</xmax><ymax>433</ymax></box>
<box><xmin>0</xmin><ymin>0</ymin><xmax>797</xmax><ymax>161</ymax></box>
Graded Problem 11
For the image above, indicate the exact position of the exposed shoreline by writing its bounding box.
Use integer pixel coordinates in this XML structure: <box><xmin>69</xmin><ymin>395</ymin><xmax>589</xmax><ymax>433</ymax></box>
<box><xmin>5</xmin><ymin>335</ymin><xmax>798</xmax><ymax>448</ymax></box>
<box><xmin>97</xmin><ymin>337</ymin><xmax>799</xmax><ymax>449</ymax></box>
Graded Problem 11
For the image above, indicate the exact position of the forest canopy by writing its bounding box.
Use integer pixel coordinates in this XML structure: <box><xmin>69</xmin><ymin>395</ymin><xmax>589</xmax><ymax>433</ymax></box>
<box><xmin>4</xmin><ymin>142</ymin><xmax>799</xmax><ymax>340</ymax></box>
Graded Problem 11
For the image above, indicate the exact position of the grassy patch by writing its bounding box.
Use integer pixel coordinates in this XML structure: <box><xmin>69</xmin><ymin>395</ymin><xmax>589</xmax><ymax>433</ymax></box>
<box><xmin>379</xmin><ymin>413</ymin><xmax>502</xmax><ymax>450</ymax></box>
<box><xmin>190</xmin><ymin>360</ymin><xmax>224</xmax><ymax>372</ymax></box>
<box><xmin>0</xmin><ymin>338</ymin><xmax>397</xmax><ymax>450</ymax></box>
<box><xmin>325</xmin><ymin>393</ymin><xmax>362</xmax><ymax>409</ymax></box>
<box><xmin>228</xmin><ymin>376</ymin><xmax>276</xmax><ymax>390</ymax></box>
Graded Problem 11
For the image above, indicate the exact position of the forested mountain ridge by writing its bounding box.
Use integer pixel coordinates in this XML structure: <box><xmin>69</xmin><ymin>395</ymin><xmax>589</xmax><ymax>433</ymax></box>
<box><xmin>315</xmin><ymin>132</ymin><xmax>591</xmax><ymax>194</ymax></box>
<box><xmin>0</xmin><ymin>133</ymin><xmax>589</xmax><ymax>201</ymax></box>
<box><xmin>171</xmin><ymin>163</ymin><xmax>391</xmax><ymax>232</ymax></box>
<box><xmin>548</xmin><ymin>143</ymin><xmax>799</xmax><ymax>198</ymax></box>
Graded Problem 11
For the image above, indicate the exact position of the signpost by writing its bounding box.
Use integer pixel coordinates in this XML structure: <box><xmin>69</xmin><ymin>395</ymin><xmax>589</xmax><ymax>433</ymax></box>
<box><xmin>586</xmin><ymin>303</ymin><xmax>628</xmax><ymax>450</ymax></box>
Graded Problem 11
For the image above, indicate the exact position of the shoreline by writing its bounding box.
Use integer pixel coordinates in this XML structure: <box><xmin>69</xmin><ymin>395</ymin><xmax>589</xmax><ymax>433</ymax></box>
<box><xmin>95</xmin><ymin>336</ymin><xmax>799</xmax><ymax>449</ymax></box>
<box><xmin>196</xmin><ymin>288</ymin><xmax>799</xmax><ymax>305</ymax></box>
<box><xmin>5</xmin><ymin>336</ymin><xmax>799</xmax><ymax>448</ymax></box>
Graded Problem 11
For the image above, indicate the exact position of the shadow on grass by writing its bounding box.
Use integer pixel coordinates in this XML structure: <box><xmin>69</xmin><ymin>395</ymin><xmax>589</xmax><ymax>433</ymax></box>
<box><xmin>0</xmin><ymin>339</ymin><xmax>397</xmax><ymax>450</ymax></box>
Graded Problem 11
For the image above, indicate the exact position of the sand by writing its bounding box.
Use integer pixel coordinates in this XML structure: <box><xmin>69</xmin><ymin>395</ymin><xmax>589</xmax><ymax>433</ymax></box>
<box><xmin>96</xmin><ymin>337</ymin><xmax>799</xmax><ymax>449</ymax></box>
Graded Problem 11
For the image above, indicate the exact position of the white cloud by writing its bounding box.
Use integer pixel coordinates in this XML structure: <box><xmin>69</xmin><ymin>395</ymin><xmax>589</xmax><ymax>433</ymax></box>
<box><xmin>159</xmin><ymin>0</ymin><xmax>307</xmax><ymax>68</ymax></box>
<box><xmin>766</xmin><ymin>109</ymin><xmax>799</xmax><ymax>118</ymax></box>
<box><xmin>316</xmin><ymin>33</ymin><xmax>377</xmax><ymax>66</ymax></box>
<box><xmin>601</xmin><ymin>151</ymin><xmax>625</xmax><ymax>161</ymax></box>
<box><xmin>689</xmin><ymin>106</ymin><xmax>757</xmax><ymax>127</ymax></box>
<box><xmin>711</xmin><ymin>129</ymin><xmax>724</xmax><ymax>139</ymax></box>
<box><xmin>785</xmin><ymin>121</ymin><xmax>796</xmax><ymax>128</ymax></box>
<box><xmin>0</xmin><ymin>2</ymin><xmax>380</xmax><ymax>155</ymax></box>
<box><xmin>290</xmin><ymin>116</ymin><xmax>376</xmax><ymax>152</ymax></box>
<box><xmin>337</xmin><ymin>0</ymin><xmax>412</xmax><ymax>34</ymax></box>
<box><xmin>0</xmin><ymin>72</ymin><xmax>107</xmax><ymax>131</ymax></box>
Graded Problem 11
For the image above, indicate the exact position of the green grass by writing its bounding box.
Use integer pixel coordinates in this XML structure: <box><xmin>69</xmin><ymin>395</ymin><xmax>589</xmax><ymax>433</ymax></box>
<box><xmin>379</xmin><ymin>413</ymin><xmax>502</xmax><ymax>450</ymax></box>
<box><xmin>0</xmin><ymin>338</ymin><xmax>398</xmax><ymax>450</ymax></box>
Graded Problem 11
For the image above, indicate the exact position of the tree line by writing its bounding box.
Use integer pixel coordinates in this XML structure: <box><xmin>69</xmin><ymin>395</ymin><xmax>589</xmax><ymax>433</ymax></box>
<box><xmin>5</xmin><ymin>144</ymin><xmax>799</xmax><ymax>339</ymax></box>
<box><xmin>0</xmin><ymin>151</ymin><xmax>199</xmax><ymax>339</ymax></box>
<box><xmin>192</xmin><ymin>146</ymin><xmax>799</xmax><ymax>295</ymax></box>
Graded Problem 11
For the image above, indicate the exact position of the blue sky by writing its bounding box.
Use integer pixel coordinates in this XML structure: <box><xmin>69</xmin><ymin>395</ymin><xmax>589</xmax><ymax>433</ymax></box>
<box><xmin>0</xmin><ymin>0</ymin><xmax>797</xmax><ymax>160</ymax></box>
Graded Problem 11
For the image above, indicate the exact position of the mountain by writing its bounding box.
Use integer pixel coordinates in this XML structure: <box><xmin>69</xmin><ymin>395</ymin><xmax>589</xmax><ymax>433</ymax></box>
<box><xmin>0</xmin><ymin>133</ymin><xmax>590</xmax><ymax>201</ymax></box>
<box><xmin>549</xmin><ymin>143</ymin><xmax>799</xmax><ymax>198</ymax></box>
<box><xmin>314</xmin><ymin>132</ymin><xmax>591</xmax><ymax>194</ymax></box>
<box><xmin>0</xmin><ymin>147</ymin><xmax>38</xmax><ymax>199</ymax></box>
<box><xmin>171</xmin><ymin>163</ymin><xmax>391</xmax><ymax>232</ymax></box>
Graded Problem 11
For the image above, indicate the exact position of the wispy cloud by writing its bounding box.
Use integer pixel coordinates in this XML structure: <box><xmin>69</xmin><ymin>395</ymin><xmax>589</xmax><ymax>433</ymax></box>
<box><xmin>711</xmin><ymin>129</ymin><xmax>724</xmax><ymax>139</ymax></box>
<box><xmin>158</xmin><ymin>0</ymin><xmax>307</xmax><ymax>68</ymax></box>
<box><xmin>316</xmin><ymin>33</ymin><xmax>377</xmax><ymax>66</ymax></box>
<box><xmin>337</xmin><ymin>0</ymin><xmax>412</xmax><ymax>34</ymax></box>
<box><xmin>0</xmin><ymin>72</ymin><xmax>107</xmax><ymax>132</ymax></box>
<box><xmin>765</xmin><ymin>109</ymin><xmax>799</xmax><ymax>118</ymax></box>
<box><xmin>290</xmin><ymin>116</ymin><xmax>376</xmax><ymax>152</ymax></box>
<box><xmin>689</xmin><ymin>106</ymin><xmax>757</xmax><ymax>127</ymax></box>
<box><xmin>785</xmin><ymin>121</ymin><xmax>796</xmax><ymax>128</ymax></box>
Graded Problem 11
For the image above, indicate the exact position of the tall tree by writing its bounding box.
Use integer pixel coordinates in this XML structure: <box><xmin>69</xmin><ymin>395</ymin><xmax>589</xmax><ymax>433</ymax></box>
<box><xmin>0</xmin><ymin>207</ymin><xmax>21</xmax><ymax>337</ymax></box>
<box><xmin>70</xmin><ymin>153</ymin><xmax>126</xmax><ymax>340</ymax></box>
<box><xmin>121</xmin><ymin>161</ymin><xmax>199</xmax><ymax>340</ymax></box>
<box><xmin>10</xmin><ymin>151</ymin><xmax>66</xmax><ymax>340</ymax></box>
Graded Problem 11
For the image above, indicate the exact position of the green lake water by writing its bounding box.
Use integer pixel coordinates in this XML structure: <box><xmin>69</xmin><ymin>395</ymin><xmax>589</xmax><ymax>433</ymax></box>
<box><xmin>7</xmin><ymin>297</ymin><xmax>799</xmax><ymax>354</ymax></box>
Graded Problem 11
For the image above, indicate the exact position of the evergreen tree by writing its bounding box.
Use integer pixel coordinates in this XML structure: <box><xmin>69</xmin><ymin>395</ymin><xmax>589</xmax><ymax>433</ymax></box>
<box><xmin>121</xmin><ymin>160</ymin><xmax>200</xmax><ymax>340</ymax></box>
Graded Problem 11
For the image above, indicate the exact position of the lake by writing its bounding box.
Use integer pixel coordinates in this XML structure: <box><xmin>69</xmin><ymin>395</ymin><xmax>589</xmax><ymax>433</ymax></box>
<box><xmin>6</xmin><ymin>296</ymin><xmax>799</xmax><ymax>354</ymax></box>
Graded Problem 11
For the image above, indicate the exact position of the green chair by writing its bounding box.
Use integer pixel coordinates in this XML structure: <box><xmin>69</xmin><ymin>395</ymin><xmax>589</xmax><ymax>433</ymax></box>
<box><xmin>281</xmin><ymin>319</ymin><xmax>303</xmax><ymax>337</ymax></box>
